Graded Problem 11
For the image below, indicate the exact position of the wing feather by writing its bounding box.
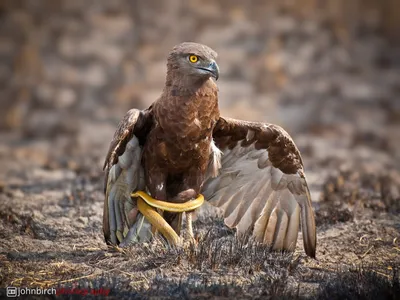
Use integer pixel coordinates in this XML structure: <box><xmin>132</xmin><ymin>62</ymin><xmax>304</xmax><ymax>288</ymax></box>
<box><xmin>237</xmin><ymin>175</ymin><xmax>272</xmax><ymax>233</ymax></box>
<box><xmin>103</xmin><ymin>108</ymin><xmax>153</xmax><ymax>245</ymax></box>
<box><xmin>223</xmin><ymin>185</ymin><xmax>248</xmax><ymax>227</ymax></box>
<box><xmin>272</xmin><ymin>208</ymin><xmax>288</xmax><ymax>249</ymax></box>
<box><xmin>203</xmin><ymin>117</ymin><xmax>317</xmax><ymax>257</ymax></box>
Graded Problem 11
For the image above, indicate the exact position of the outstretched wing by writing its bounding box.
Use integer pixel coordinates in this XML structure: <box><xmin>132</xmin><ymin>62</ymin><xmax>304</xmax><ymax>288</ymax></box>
<box><xmin>203</xmin><ymin>117</ymin><xmax>316</xmax><ymax>257</ymax></box>
<box><xmin>103</xmin><ymin>108</ymin><xmax>153</xmax><ymax>245</ymax></box>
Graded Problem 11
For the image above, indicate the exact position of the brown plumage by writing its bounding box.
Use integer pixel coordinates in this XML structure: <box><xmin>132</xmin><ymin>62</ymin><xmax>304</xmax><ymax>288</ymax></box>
<box><xmin>103</xmin><ymin>42</ymin><xmax>316</xmax><ymax>257</ymax></box>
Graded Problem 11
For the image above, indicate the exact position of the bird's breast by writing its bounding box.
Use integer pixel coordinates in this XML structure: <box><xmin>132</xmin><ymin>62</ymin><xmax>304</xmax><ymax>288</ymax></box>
<box><xmin>146</xmin><ymin>131</ymin><xmax>212</xmax><ymax>173</ymax></box>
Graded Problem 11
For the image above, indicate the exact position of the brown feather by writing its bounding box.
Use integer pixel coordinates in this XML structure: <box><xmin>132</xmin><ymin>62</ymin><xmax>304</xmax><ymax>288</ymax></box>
<box><xmin>142</xmin><ymin>43</ymin><xmax>220</xmax><ymax>202</ymax></box>
<box><xmin>103</xmin><ymin>43</ymin><xmax>221</xmax><ymax>244</ymax></box>
<box><xmin>202</xmin><ymin>117</ymin><xmax>317</xmax><ymax>257</ymax></box>
<box><xmin>103</xmin><ymin>43</ymin><xmax>316</xmax><ymax>257</ymax></box>
<box><xmin>102</xmin><ymin>108</ymin><xmax>153</xmax><ymax>244</ymax></box>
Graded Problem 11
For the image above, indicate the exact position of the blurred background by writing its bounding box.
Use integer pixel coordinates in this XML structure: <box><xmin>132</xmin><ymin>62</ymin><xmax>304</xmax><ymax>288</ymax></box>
<box><xmin>0</xmin><ymin>0</ymin><xmax>399</xmax><ymax>186</ymax></box>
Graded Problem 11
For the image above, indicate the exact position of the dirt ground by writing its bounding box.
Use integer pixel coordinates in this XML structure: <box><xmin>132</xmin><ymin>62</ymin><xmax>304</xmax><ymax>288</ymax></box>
<box><xmin>0</xmin><ymin>125</ymin><xmax>399</xmax><ymax>300</ymax></box>
<box><xmin>1</xmin><ymin>124</ymin><xmax>399</xmax><ymax>299</ymax></box>
<box><xmin>1</xmin><ymin>1</ymin><xmax>400</xmax><ymax>299</ymax></box>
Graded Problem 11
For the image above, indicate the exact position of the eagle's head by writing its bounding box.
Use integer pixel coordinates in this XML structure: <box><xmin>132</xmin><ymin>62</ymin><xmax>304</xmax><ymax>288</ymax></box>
<box><xmin>167</xmin><ymin>42</ymin><xmax>219</xmax><ymax>81</ymax></box>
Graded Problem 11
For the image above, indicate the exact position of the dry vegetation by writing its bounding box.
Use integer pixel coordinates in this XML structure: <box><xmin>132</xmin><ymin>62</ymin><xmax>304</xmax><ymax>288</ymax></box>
<box><xmin>0</xmin><ymin>0</ymin><xmax>400</xmax><ymax>299</ymax></box>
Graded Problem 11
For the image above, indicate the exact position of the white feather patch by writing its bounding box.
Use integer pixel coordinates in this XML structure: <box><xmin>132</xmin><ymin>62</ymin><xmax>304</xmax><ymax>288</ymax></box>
<box><xmin>210</xmin><ymin>140</ymin><xmax>222</xmax><ymax>178</ymax></box>
<box><xmin>194</xmin><ymin>118</ymin><xmax>201</xmax><ymax>128</ymax></box>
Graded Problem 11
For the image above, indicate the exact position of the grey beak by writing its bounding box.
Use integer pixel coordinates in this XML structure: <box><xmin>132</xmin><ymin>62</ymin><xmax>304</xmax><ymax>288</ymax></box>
<box><xmin>199</xmin><ymin>61</ymin><xmax>220</xmax><ymax>80</ymax></box>
<box><xmin>208</xmin><ymin>61</ymin><xmax>219</xmax><ymax>80</ymax></box>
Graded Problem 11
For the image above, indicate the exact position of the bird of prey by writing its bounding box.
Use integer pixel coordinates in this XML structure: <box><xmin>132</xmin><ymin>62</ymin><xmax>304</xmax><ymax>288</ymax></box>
<box><xmin>103</xmin><ymin>42</ymin><xmax>316</xmax><ymax>257</ymax></box>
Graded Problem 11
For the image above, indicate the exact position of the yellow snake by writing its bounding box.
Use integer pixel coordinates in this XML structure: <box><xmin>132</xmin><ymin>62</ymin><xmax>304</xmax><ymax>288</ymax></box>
<box><xmin>131</xmin><ymin>191</ymin><xmax>204</xmax><ymax>245</ymax></box>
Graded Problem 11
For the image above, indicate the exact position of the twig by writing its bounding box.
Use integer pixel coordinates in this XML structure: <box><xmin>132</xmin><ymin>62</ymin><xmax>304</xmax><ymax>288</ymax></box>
<box><xmin>360</xmin><ymin>246</ymin><xmax>373</xmax><ymax>258</ymax></box>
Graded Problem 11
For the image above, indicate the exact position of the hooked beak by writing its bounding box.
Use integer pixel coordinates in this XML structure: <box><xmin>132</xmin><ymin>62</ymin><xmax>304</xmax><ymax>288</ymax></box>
<box><xmin>199</xmin><ymin>61</ymin><xmax>219</xmax><ymax>80</ymax></box>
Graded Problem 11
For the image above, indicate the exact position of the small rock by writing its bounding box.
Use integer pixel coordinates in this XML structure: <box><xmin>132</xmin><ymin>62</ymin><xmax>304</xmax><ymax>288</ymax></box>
<box><xmin>78</xmin><ymin>216</ymin><xmax>89</xmax><ymax>226</ymax></box>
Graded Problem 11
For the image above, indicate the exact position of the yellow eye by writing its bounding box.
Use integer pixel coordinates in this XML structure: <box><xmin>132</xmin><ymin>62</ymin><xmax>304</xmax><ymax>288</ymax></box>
<box><xmin>189</xmin><ymin>55</ymin><xmax>198</xmax><ymax>63</ymax></box>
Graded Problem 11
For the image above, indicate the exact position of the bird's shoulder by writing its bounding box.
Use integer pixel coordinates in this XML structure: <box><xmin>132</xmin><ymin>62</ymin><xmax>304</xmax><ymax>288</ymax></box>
<box><xmin>213</xmin><ymin>117</ymin><xmax>303</xmax><ymax>174</ymax></box>
<box><xmin>103</xmin><ymin>107</ymin><xmax>154</xmax><ymax>172</ymax></box>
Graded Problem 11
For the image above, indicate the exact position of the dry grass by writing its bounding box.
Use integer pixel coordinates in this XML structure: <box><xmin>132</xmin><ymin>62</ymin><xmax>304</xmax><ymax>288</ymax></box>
<box><xmin>314</xmin><ymin>264</ymin><xmax>399</xmax><ymax>300</ymax></box>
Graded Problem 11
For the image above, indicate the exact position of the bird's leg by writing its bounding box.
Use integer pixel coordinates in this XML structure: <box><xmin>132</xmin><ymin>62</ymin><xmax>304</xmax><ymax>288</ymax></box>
<box><xmin>164</xmin><ymin>188</ymin><xmax>197</xmax><ymax>235</ymax></box>
<box><xmin>175</xmin><ymin>169</ymin><xmax>204</xmax><ymax>241</ymax></box>
<box><xmin>138</xmin><ymin>166</ymin><xmax>204</xmax><ymax>243</ymax></box>
<box><xmin>128</xmin><ymin>190</ymin><xmax>204</xmax><ymax>247</ymax></box>
<box><xmin>186</xmin><ymin>210</ymin><xmax>195</xmax><ymax>241</ymax></box>
<box><xmin>170</xmin><ymin>213</ymin><xmax>182</xmax><ymax>235</ymax></box>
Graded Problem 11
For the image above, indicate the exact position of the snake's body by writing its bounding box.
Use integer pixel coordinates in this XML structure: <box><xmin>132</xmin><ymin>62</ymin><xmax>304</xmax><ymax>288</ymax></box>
<box><xmin>132</xmin><ymin>191</ymin><xmax>204</xmax><ymax>245</ymax></box>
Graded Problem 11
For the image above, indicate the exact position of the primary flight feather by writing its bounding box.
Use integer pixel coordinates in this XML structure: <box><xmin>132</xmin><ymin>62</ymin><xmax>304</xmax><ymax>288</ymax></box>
<box><xmin>103</xmin><ymin>42</ymin><xmax>316</xmax><ymax>257</ymax></box>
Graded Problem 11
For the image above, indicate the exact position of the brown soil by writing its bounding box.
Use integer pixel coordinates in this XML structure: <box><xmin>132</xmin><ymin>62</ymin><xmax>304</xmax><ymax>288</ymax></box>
<box><xmin>0</xmin><ymin>124</ymin><xmax>399</xmax><ymax>299</ymax></box>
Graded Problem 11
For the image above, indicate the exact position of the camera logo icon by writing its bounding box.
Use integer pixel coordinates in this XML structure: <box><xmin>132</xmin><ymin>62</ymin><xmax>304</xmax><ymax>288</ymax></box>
<box><xmin>6</xmin><ymin>287</ymin><xmax>18</xmax><ymax>297</ymax></box>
